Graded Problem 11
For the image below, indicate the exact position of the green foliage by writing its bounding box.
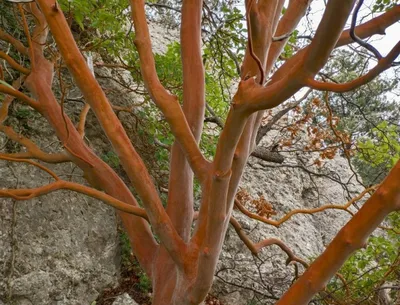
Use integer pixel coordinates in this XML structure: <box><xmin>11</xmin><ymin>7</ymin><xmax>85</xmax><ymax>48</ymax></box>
<box><xmin>373</xmin><ymin>0</ymin><xmax>399</xmax><ymax>12</ymax></box>
<box><xmin>119</xmin><ymin>230</ymin><xmax>132</xmax><ymax>268</ymax></box>
<box><xmin>282</xmin><ymin>30</ymin><xmax>299</xmax><ymax>58</ymax></box>
<box><xmin>357</xmin><ymin>121</ymin><xmax>400</xmax><ymax>169</ymax></box>
<box><xmin>324</xmin><ymin>214</ymin><xmax>400</xmax><ymax>303</ymax></box>
<box><xmin>119</xmin><ymin>230</ymin><xmax>152</xmax><ymax>292</ymax></box>
<box><xmin>58</xmin><ymin>0</ymin><xmax>132</xmax><ymax>57</ymax></box>
<box><xmin>138</xmin><ymin>271</ymin><xmax>152</xmax><ymax>293</ymax></box>
<box><xmin>315</xmin><ymin>49</ymin><xmax>399</xmax><ymax>184</ymax></box>
<box><xmin>134</xmin><ymin>40</ymin><xmax>233</xmax><ymax>169</ymax></box>
<box><xmin>322</xmin><ymin>49</ymin><xmax>399</xmax><ymax>135</ymax></box>
<box><xmin>15</xmin><ymin>107</ymin><xmax>32</xmax><ymax>120</ymax></box>
<box><xmin>154</xmin><ymin>42</ymin><xmax>183</xmax><ymax>96</ymax></box>
<box><xmin>101</xmin><ymin>151</ymin><xmax>120</xmax><ymax>168</ymax></box>
<box><xmin>354</xmin><ymin>121</ymin><xmax>400</xmax><ymax>185</ymax></box>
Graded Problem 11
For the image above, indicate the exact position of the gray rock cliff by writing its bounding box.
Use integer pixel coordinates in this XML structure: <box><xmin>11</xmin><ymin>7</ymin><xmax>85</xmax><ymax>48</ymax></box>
<box><xmin>213</xmin><ymin>153</ymin><xmax>363</xmax><ymax>305</ymax></box>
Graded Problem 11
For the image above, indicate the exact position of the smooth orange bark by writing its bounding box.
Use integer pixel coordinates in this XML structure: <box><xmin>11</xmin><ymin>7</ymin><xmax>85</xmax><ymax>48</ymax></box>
<box><xmin>0</xmin><ymin>1</ymin><xmax>399</xmax><ymax>305</ymax></box>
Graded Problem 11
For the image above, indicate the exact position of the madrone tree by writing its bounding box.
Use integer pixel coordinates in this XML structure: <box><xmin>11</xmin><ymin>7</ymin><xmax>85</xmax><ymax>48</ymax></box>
<box><xmin>0</xmin><ymin>0</ymin><xmax>400</xmax><ymax>304</ymax></box>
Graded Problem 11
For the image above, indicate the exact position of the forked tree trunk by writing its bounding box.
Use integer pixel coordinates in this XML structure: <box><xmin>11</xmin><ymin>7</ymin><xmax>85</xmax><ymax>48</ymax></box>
<box><xmin>1</xmin><ymin>1</ymin><xmax>400</xmax><ymax>305</ymax></box>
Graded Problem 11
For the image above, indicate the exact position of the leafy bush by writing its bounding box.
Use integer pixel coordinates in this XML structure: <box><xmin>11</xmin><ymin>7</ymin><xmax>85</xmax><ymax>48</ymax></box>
<box><xmin>323</xmin><ymin>213</ymin><xmax>400</xmax><ymax>304</ymax></box>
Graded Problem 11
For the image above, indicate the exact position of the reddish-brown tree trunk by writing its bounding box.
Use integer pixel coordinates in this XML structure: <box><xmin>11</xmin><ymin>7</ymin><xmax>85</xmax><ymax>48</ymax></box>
<box><xmin>0</xmin><ymin>1</ymin><xmax>399</xmax><ymax>305</ymax></box>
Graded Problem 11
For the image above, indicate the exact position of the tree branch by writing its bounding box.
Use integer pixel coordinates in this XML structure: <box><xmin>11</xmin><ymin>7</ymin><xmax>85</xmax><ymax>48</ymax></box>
<box><xmin>20</xmin><ymin>2</ymin><xmax>159</xmax><ymax>276</ymax></box>
<box><xmin>256</xmin><ymin>89</ymin><xmax>312</xmax><ymax>144</ymax></box>
<box><xmin>250</xmin><ymin>147</ymin><xmax>284</xmax><ymax>163</ymax></box>
<box><xmin>0</xmin><ymin>125</ymin><xmax>70</xmax><ymax>163</ymax></box>
<box><xmin>130</xmin><ymin>0</ymin><xmax>209</xmax><ymax>182</ymax></box>
<box><xmin>266</xmin><ymin>0</ymin><xmax>312</xmax><ymax>74</ymax></box>
<box><xmin>0</xmin><ymin>29</ymin><xmax>29</xmax><ymax>56</ymax></box>
<box><xmin>0</xmin><ymin>84</ymin><xmax>38</xmax><ymax>107</ymax></box>
<box><xmin>0</xmin><ymin>177</ymin><xmax>149</xmax><ymax>220</ymax></box>
<box><xmin>229</xmin><ymin>217</ymin><xmax>308</xmax><ymax>268</ymax></box>
<box><xmin>0</xmin><ymin>51</ymin><xmax>30</xmax><ymax>75</ymax></box>
<box><xmin>349</xmin><ymin>0</ymin><xmax>383</xmax><ymax>60</ymax></box>
<box><xmin>302</xmin><ymin>0</ymin><xmax>356</xmax><ymax>75</ymax></box>
<box><xmin>272</xmin><ymin>4</ymin><xmax>400</xmax><ymax>82</ymax></box>
<box><xmin>165</xmin><ymin>0</ymin><xmax>205</xmax><ymax>241</ymax></box>
<box><xmin>36</xmin><ymin>0</ymin><xmax>187</xmax><ymax>268</ymax></box>
<box><xmin>339</xmin><ymin>4</ymin><xmax>400</xmax><ymax>47</ymax></box>
<box><xmin>305</xmin><ymin>40</ymin><xmax>400</xmax><ymax>92</ymax></box>
<box><xmin>276</xmin><ymin>160</ymin><xmax>400</xmax><ymax>304</ymax></box>
<box><xmin>234</xmin><ymin>185</ymin><xmax>376</xmax><ymax>227</ymax></box>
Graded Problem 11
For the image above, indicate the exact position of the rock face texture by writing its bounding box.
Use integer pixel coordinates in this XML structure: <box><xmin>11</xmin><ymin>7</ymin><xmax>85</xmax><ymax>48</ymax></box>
<box><xmin>0</xmin><ymin>158</ymin><xmax>120</xmax><ymax>305</ymax></box>
<box><xmin>112</xmin><ymin>293</ymin><xmax>139</xmax><ymax>305</ymax></box>
<box><xmin>213</xmin><ymin>153</ymin><xmax>363</xmax><ymax>305</ymax></box>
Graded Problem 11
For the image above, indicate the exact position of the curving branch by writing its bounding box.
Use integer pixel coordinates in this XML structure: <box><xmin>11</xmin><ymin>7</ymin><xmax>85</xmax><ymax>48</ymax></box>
<box><xmin>0</xmin><ymin>51</ymin><xmax>30</xmax><ymax>75</ymax></box>
<box><xmin>0</xmin><ymin>29</ymin><xmax>29</xmax><ymax>56</ymax></box>
<box><xmin>18</xmin><ymin>4</ymin><xmax>36</xmax><ymax>70</ymax></box>
<box><xmin>276</xmin><ymin>160</ymin><xmax>400</xmax><ymax>305</ymax></box>
<box><xmin>339</xmin><ymin>4</ymin><xmax>400</xmax><ymax>47</ymax></box>
<box><xmin>272</xmin><ymin>4</ymin><xmax>400</xmax><ymax>83</ymax></box>
<box><xmin>234</xmin><ymin>185</ymin><xmax>377</xmax><ymax>227</ymax></box>
<box><xmin>229</xmin><ymin>217</ymin><xmax>308</xmax><ymax>268</ymax></box>
<box><xmin>349</xmin><ymin>0</ymin><xmax>383</xmax><ymax>60</ymax></box>
<box><xmin>0</xmin><ymin>154</ymin><xmax>149</xmax><ymax>218</ymax></box>
<box><xmin>77</xmin><ymin>103</ymin><xmax>91</xmax><ymax>138</ymax></box>
<box><xmin>0</xmin><ymin>126</ymin><xmax>70</xmax><ymax>163</ymax></box>
<box><xmin>0</xmin><ymin>154</ymin><xmax>59</xmax><ymax>180</ymax></box>
<box><xmin>305</xmin><ymin>40</ymin><xmax>400</xmax><ymax>92</ymax></box>
<box><xmin>0</xmin><ymin>79</ymin><xmax>67</xmax><ymax>165</ymax></box>
<box><xmin>0</xmin><ymin>76</ymin><xmax>25</xmax><ymax>123</ymax></box>
<box><xmin>0</xmin><ymin>180</ymin><xmax>149</xmax><ymax>220</ymax></box>
<box><xmin>0</xmin><ymin>84</ymin><xmax>38</xmax><ymax>108</ymax></box>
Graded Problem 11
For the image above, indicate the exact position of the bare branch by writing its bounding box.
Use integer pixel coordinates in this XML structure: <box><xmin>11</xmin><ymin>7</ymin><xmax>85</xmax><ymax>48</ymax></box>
<box><xmin>251</xmin><ymin>147</ymin><xmax>284</xmax><ymax>163</ymax></box>
<box><xmin>256</xmin><ymin>89</ymin><xmax>312</xmax><ymax>144</ymax></box>
<box><xmin>276</xmin><ymin>161</ymin><xmax>400</xmax><ymax>304</ymax></box>
<box><xmin>0</xmin><ymin>84</ymin><xmax>38</xmax><ymax>108</ymax></box>
<box><xmin>0</xmin><ymin>51</ymin><xmax>30</xmax><ymax>74</ymax></box>
<box><xmin>234</xmin><ymin>185</ymin><xmax>377</xmax><ymax>227</ymax></box>
<box><xmin>349</xmin><ymin>0</ymin><xmax>383</xmax><ymax>60</ymax></box>
<box><xmin>302</xmin><ymin>0</ymin><xmax>356</xmax><ymax>75</ymax></box>
<box><xmin>0</xmin><ymin>179</ymin><xmax>149</xmax><ymax>220</ymax></box>
<box><xmin>0</xmin><ymin>29</ymin><xmax>29</xmax><ymax>56</ymax></box>
<box><xmin>0</xmin><ymin>125</ymin><xmax>70</xmax><ymax>163</ymax></box>
<box><xmin>305</xmin><ymin>40</ymin><xmax>400</xmax><ymax>92</ymax></box>
<box><xmin>229</xmin><ymin>217</ymin><xmax>308</xmax><ymax>268</ymax></box>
